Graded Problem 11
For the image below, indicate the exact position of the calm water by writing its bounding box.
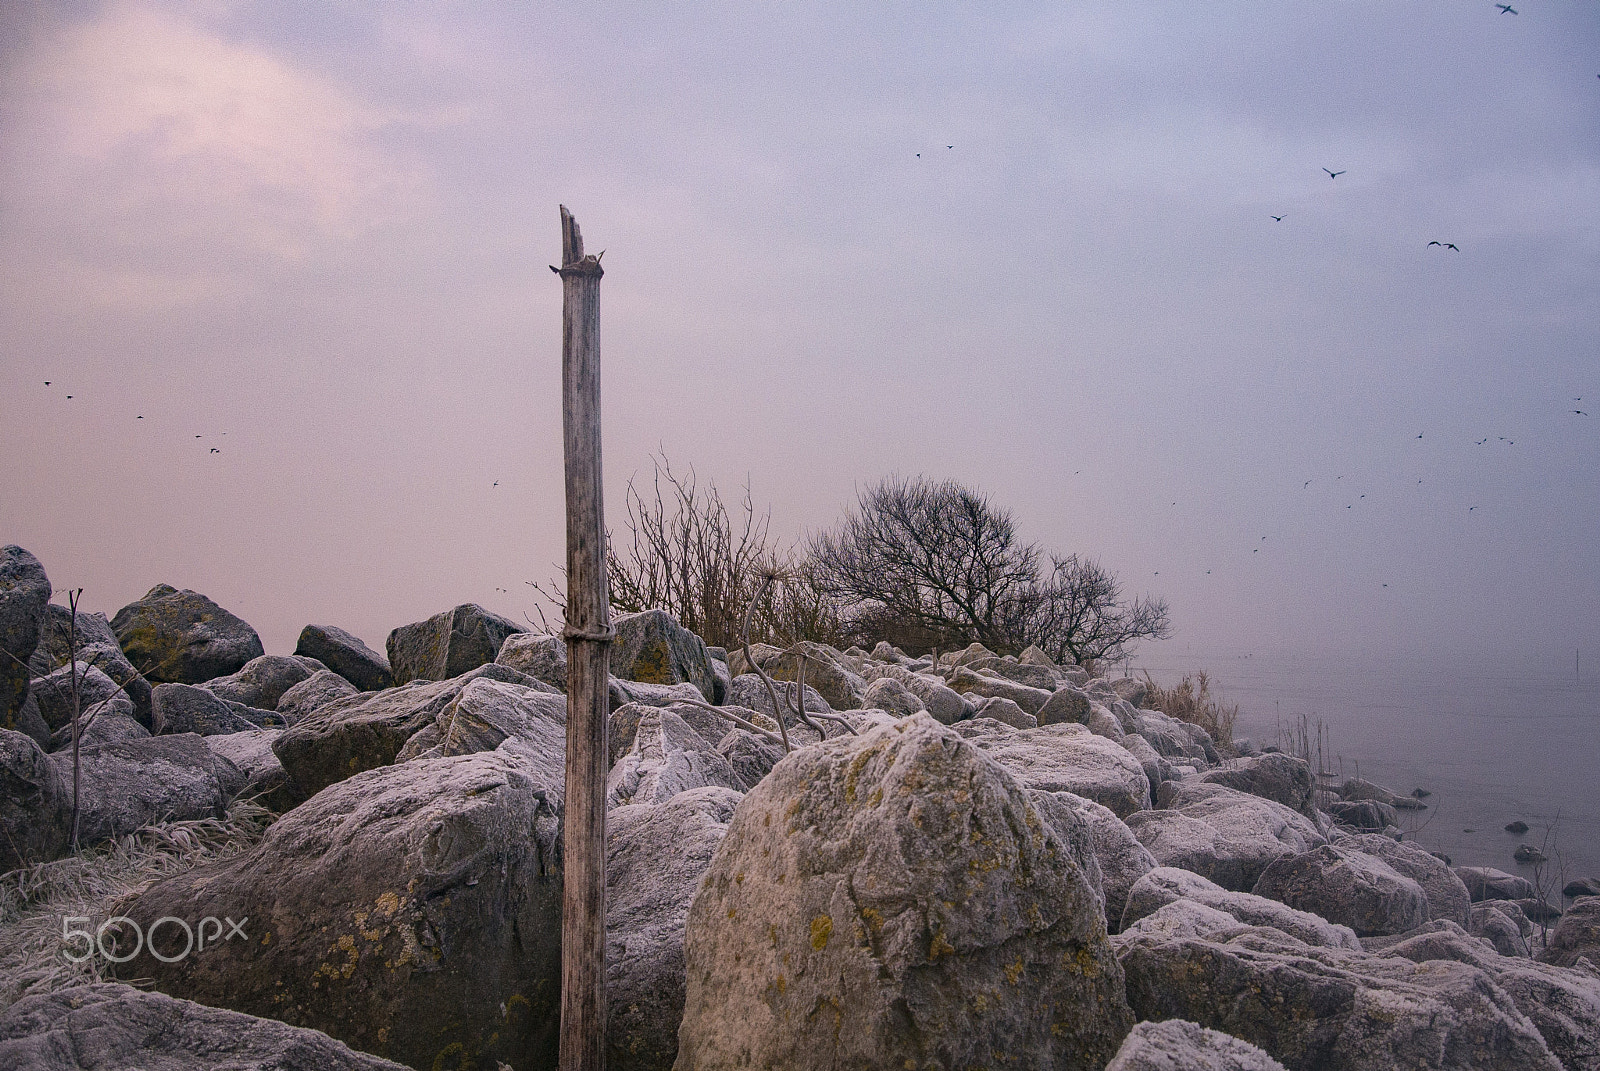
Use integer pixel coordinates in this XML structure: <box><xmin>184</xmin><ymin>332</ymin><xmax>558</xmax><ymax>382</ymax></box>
<box><xmin>1137</xmin><ymin>646</ymin><xmax>1600</xmax><ymax>892</ymax></box>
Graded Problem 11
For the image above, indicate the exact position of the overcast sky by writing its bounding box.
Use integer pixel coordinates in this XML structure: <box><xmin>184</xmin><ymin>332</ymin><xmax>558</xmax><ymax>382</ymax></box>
<box><xmin>2</xmin><ymin>1</ymin><xmax>1597</xmax><ymax>668</ymax></box>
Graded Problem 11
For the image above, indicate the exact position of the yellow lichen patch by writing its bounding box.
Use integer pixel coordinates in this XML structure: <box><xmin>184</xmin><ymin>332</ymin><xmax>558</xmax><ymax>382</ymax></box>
<box><xmin>767</xmin><ymin>923</ymin><xmax>779</xmax><ymax>947</ymax></box>
<box><xmin>632</xmin><ymin>640</ymin><xmax>675</xmax><ymax>685</ymax></box>
<box><xmin>1004</xmin><ymin>957</ymin><xmax>1024</xmax><ymax>985</ymax></box>
<box><xmin>861</xmin><ymin>906</ymin><xmax>884</xmax><ymax>934</ymax></box>
<box><xmin>727</xmin><ymin>907</ymin><xmax>737</xmax><ymax>919</ymax></box>
<box><xmin>843</xmin><ymin>745</ymin><xmax>881</xmax><ymax>803</ymax></box>
<box><xmin>374</xmin><ymin>891</ymin><xmax>402</xmax><ymax>917</ymax></box>
<box><xmin>972</xmin><ymin>992</ymin><xmax>990</xmax><ymax>1013</ymax></box>
<box><xmin>776</xmin><ymin>974</ymin><xmax>787</xmax><ymax>995</ymax></box>
<box><xmin>810</xmin><ymin>914</ymin><xmax>833</xmax><ymax>950</ymax></box>
<box><xmin>377</xmin><ymin>1026</ymin><xmax>389</xmax><ymax>1045</ymax></box>
<box><xmin>868</xmin><ymin>786</ymin><xmax>883</xmax><ymax>806</ymax></box>
<box><xmin>929</xmin><ymin>931</ymin><xmax>956</xmax><ymax>960</ymax></box>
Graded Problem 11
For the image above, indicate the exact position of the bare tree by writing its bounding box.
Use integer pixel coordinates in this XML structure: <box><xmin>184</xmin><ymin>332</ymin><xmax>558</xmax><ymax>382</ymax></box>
<box><xmin>529</xmin><ymin>452</ymin><xmax>847</xmax><ymax>649</ymax></box>
<box><xmin>806</xmin><ymin>475</ymin><xmax>1169</xmax><ymax>662</ymax></box>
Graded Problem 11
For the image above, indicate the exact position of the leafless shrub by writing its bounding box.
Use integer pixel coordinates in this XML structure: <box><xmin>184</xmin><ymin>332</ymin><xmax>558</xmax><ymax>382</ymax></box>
<box><xmin>1141</xmin><ymin>669</ymin><xmax>1238</xmax><ymax>753</ymax></box>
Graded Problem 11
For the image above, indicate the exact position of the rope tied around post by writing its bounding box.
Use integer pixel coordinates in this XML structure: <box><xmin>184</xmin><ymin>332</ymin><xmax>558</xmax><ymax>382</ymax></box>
<box><xmin>561</xmin><ymin>624</ymin><xmax>616</xmax><ymax>643</ymax></box>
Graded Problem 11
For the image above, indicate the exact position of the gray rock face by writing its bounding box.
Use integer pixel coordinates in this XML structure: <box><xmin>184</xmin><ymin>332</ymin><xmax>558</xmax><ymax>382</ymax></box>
<box><xmin>608</xmin><ymin>678</ymin><xmax>706</xmax><ymax>714</ymax></box>
<box><xmin>152</xmin><ymin>681</ymin><xmax>280</xmax><ymax>735</ymax></box>
<box><xmin>1109</xmin><ymin>677</ymin><xmax>1149</xmax><ymax>707</ymax></box>
<box><xmin>49</xmin><ymin>735</ymin><xmax>240</xmax><ymax>847</ymax></box>
<box><xmin>1121</xmin><ymin>866</ymin><xmax>1362</xmax><ymax>950</ymax></box>
<box><xmin>1253</xmin><ymin>844</ymin><xmax>1429</xmax><ymax>937</ymax></box>
<box><xmin>30</xmin><ymin>661</ymin><xmax>135</xmax><ymax>735</ymax></box>
<box><xmin>607</xmin><ymin>787</ymin><xmax>740</xmax><ymax>1071</ymax></box>
<box><xmin>0</xmin><ymin>727</ymin><xmax>72</xmax><ymax>870</ymax></box>
<box><xmin>859</xmin><ymin>663</ymin><xmax>967</xmax><ymax>724</ymax></box>
<box><xmin>497</xmin><ymin>631</ymin><xmax>568</xmax><ymax>688</ymax></box>
<box><xmin>294</xmin><ymin>623</ymin><xmax>393</xmax><ymax>691</ymax></box>
<box><xmin>110</xmin><ymin>752</ymin><xmax>563</xmax><ymax>1071</ymax></box>
<box><xmin>961</xmin><ymin>721</ymin><xmax>1151</xmax><ymax>818</ymax></box>
<box><xmin>1328</xmin><ymin>799</ymin><xmax>1399</xmax><ymax>831</ymax></box>
<box><xmin>726</xmin><ymin>672</ymin><xmax>832</xmax><ymax>721</ymax></box>
<box><xmin>860</xmin><ymin>675</ymin><xmax>925</xmax><ymax>717</ymax></box>
<box><xmin>386</xmin><ymin>602</ymin><xmax>526</xmax><ymax>685</ymax></box>
<box><xmin>110</xmin><ymin>584</ymin><xmax>264</xmax><ymax>685</ymax></box>
<box><xmin>967</xmin><ymin>656</ymin><xmax>1061</xmax><ymax>691</ymax></box>
<box><xmin>0</xmin><ymin>983</ymin><xmax>410</xmax><ymax>1070</ymax></box>
<box><xmin>674</xmin><ymin>714</ymin><xmax>1134</xmax><ymax>1071</ymax></box>
<box><xmin>1114</xmin><ymin>898</ymin><xmax>1563</xmax><ymax>1071</ymax></box>
<box><xmin>1127</xmin><ymin>782</ymin><xmax>1326</xmax><ymax>892</ymax></box>
<box><xmin>1117</xmin><ymin>733</ymin><xmax>1168</xmax><ymax>799</ymax></box>
<box><xmin>1105</xmin><ymin>1019</ymin><xmax>1287</xmax><ymax>1071</ymax></box>
<box><xmin>1540</xmin><ymin>896</ymin><xmax>1600</xmax><ymax>970</ymax></box>
<box><xmin>1456</xmin><ymin>865</ymin><xmax>1537</xmax><ymax>903</ymax></box>
<box><xmin>715</xmin><ymin>726</ymin><xmax>785</xmax><ymax>790</ymax></box>
<box><xmin>1342</xmin><ymin>776</ymin><xmax>1425</xmax><ymax>809</ymax></box>
<box><xmin>1380</xmin><ymin>920</ymin><xmax>1600</xmax><ymax>1071</ymax></box>
<box><xmin>49</xmin><ymin>709</ymin><xmax>150</xmax><ymax>752</ymax></box>
<box><xmin>275</xmin><ymin>668</ymin><xmax>360</xmax><ymax>723</ymax></box>
<box><xmin>1129</xmin><ymin>707</ymin><xmax>1213</xmax><ymax>764</ymax></box>
<box><xmin>754</xmin><ymin>640</ymin><xmax>868</xmax><ymax>710</ymax></box>
<box><xmin>0</xmin><ymin>546</ymin><xmax>51</xmax><ymax>735</ymax></box>
<box><xmin>272</xmin><ymin>663</ymin><xmax>531</xmax><ymax>797</ymax></box>
<box><xmin>205</xmin><ymin>729</ymin><xmax>291</xmax><ymax>808</ymax></box>
<box><xmin>609</xmin><ymin>609</ymin><xmax>719</xmax><ymax>702</ymax></box>
<box><xmin>1335</xmin><ymin>832</ymin><xmax>1472</xmax><ymax>926</ymax></box>
<box><xmin>607</xmin><ymin>707</ymin><xmax>747</xmax><ymax>807</ymax></box>
<box><xmin>201</xmin><ymin>654</ymin><xmax>326</xmax><ymax>710</ymax></box>
<box><xmin>1196</xmin><ymin>753</ymin><xmax>1317</xmax><ymax>817</ymax></box>
<box><xmin>29</xmin><ymin>604</ymin><xmax>153</xmax><ymax>728</ymax></box>
<box><xmin>948</xmin><ymin>666</ymin><xmax>1054</xmax><ymax>715</ymax></box>
<box><xmin>1473</xmin><ymin>900</ymin><xmax>1533</xmax><ymax>958</ymax></box>
<box><xmin>1565</xmin><ymin>878</ymin><xmax>1600</xmax><ymax>899</ymax></box>
<box><xmin>968</xmin><ymin>694</ymin><xmax>1037</xmax><ymax>729</ymax></box>
<box><xmin>1033</xmin><ymin>790</ymin><xmax>1157</xmax><ymax>930</ymax></box>
<box><xmin>396</xmin><ymin>676</ymin><xmax>567</xmax><ymax>773</ymax></box>
<box><xmin>1037</xmin><ymin>684</ymin><xmax>1092</xmax><ymax>726</ymax></box>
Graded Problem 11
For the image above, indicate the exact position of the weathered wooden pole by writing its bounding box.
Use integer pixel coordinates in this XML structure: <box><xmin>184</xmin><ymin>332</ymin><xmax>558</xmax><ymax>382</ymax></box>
<box><xmin>553</xmin><ymin>205</ymin><xmax>610</xmax><ymax>1071</ymax></box>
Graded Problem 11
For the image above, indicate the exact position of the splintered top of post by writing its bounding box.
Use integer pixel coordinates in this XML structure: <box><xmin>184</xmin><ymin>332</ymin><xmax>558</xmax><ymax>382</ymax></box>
<box><xmin>556</xmin><ymin>205</ymin><xmax>604</xmax><ymax>277</ymax></box>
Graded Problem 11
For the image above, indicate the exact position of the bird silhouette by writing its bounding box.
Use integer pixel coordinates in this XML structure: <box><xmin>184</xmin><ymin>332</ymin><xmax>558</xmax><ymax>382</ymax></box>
<box><xmin>1271</xmin><ymin>215</ymin><xmax>1284</xmax><ymax>222</ymax></box>
<box><xmin>1496</xmin><ymin>4</ymin><xmax>1517</xmax><ymax>12</ymax></box>
<box><xmin>1416</xmin><ymin>433</ymin><xmax>1423</xmax><ymax>439</ymax></box>
<box><xmin>1303</xmin><ymin>480</ymin><xmax>1312</xmax><ymax>488</ymax></box>
<box><xmin>66</xmin><ymin>395</ymin><xmax>72</xmax><ymax>399</ymax></box>
<box><xmin>1476</xmin><ymin>439</ymin><xmax>1488</xmax><ymax>445</ymax></box>
<box><xmin>209</xmin><ymin>447</ymin><xmax>219</xmax><ymax>454</ymax></box>
<box><xmin>1576</xmin><ymin>410</ymin><xmax>1589</xmax><ymax>416</ymax></box>
<box><xmin>44</xmin><ymin>381</ymin><xmax>50</xmax><ymax>386</ymax></box>
<box><xmin>136</xmin><ymin>416</ymin><xmax>142</xmax><ymax>419</ymax></box>
<box><xmin>1444</xmin><ymin>243</ymin><xmax>1459</xmax><ymax>251</ymax></box>
<box><xmin>947</xmin><ymin>145</ymin><xmax>953</xmax><ymax>149</ymax></box>
<box><xmin>1428</xmin><ymin>241</ymin><xmax>1440</xmax><ymax>246</ymax></box>
<box><xmin>493</xmin><ymin>481</ymin><xmax>499</xmax><ymax>486</ymax></box>
<box><xmin>1323</xmin><ymin>168</ymin><xmax>1346</xmax><ymax>179</ymax></box>
<box><xmin>1469</xmin><ymin>506</ymin><xmax>1477</xmax><ymax>511</ymax></box>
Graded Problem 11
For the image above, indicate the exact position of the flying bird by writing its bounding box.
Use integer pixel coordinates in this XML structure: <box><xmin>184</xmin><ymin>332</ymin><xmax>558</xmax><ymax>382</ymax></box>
<box><xmin>1576</xmin><ymin>410</ymin><xmax>1589</xmax><ymax>416</ymax></box>
<box><xmin>1476</xmin><ymin>438</ymin><xmax>1488</xmax><ymax>445</ymax></box>
<box><xmin>44</xmin><ymin>381</ymin><xmax>49</xmax><ymax>385</ymax></box>
<box><xmin>1496</xmin><ymin>4</ymin><xmax>1517</xmax><ymax>13</ymax></box>
<box><xmin>1271</xmin><ymin>215</ymin><xmax>1284</xmax><ymax>222</ymax></box>
<box><xmin>493</xmin><ymin>481</ymin><xmax>499</xmax><ymax>486</ymax></box>
<box><xmin>209</xmin><ymin>447</ymin><xmax>219</xmax><ymax>454</ymax></box>
<box><xmin>136</xmin><ymin>416</ymin><xmax>142</xmax><ymax>419</ymax></box>
<box><xmin>1416</xmin><ymin>433</ymin><xmax>1423</xmax><ymax>439</ymax></box>
<box><xmin>1323</xmin><ymin>168</ymin><xmax>1346</xmax><ymax>179</ymax></box>
<box><xmin>1303</xmin><ymin>480</ymin><xmax>1312</xmax><ymax>488</ymax></box>
<box><xmin>947</xmin><ymin>145</ymin><xmax>953</xmax><ymax>149</ymax></box>
<box><xmin>1444</xmin><ymin>243</ymin><xmax>1459</xmax><ymax>251</ymax></box>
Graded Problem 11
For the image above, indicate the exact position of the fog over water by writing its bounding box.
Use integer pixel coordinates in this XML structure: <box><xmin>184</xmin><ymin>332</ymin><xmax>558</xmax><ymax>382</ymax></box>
<box><xmin>3</xmin><ymin>4</ymin><xmax>1598</xmax><ymax>830</ymax></box>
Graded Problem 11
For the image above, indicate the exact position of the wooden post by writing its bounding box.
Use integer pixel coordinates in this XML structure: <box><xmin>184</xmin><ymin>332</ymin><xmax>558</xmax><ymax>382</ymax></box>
<box><xmin>554</xmin><ymin>205</ymin><xmax>610</xmax><ymax>1071</ymax></box>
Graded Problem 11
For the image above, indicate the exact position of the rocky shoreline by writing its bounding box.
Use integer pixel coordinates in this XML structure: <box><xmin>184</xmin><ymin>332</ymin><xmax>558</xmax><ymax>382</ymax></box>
<box><xmin>4</xmin><ymin>543</ymin><xmax>1600</xmax><ymax>1070</ymax></box>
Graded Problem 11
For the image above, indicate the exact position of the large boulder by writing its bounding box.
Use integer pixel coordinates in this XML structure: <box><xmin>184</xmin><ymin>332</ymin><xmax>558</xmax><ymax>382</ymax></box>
<box><xmin>1037</xmin><ymin>684</ymin><xmax>1092</xmax><ymax>726</ymax></box>
<box><xmin>109</xmin><ymin>751</ymin><xmax>564</xmax><ymax>1071</ymax></box>
<box><xmin>726</xmin><ymin>672</ymin><xmax>832</xmax><ymax>721</ymax></box>
<box><xmin>755</xmin><ymin>640</ymin><xmax>868</xmax><ymax>710</ymax></box>
<box><xmin>966</xmin><ymin>656</ymin><xmax>1062</xmax><ymax>691</ymax></box>
<box><xmin>607</xmin><ymin>786</ymin><xmax>740</xmax><ymax>1071</ymax></box>
<box><xmin>110</xmin><ymin>584</ymin><xmax>264</xmax><ymax>685</ymax></box>
<box><xmin>1334</xmin><ymin>832</ymin><xmax>1472</xmax><ymax>926</ymax></box>
<box><xmin>860</xmin><ymin>675</ymin><xmax>926</xmax><ymax>718</ymax></box>
<box><xmin>1105</xmin><ymin>1019</ymin><xmax>1287</xmax><ymax>1071</ymax></box>
<box><xmin>948</xmin><ymin>666</ymin><xmax>1053</xmax><ymax>716</ymax></box>
<box><xmin>497</xmin><ymin>631</ymin><xmax>568</xmax><ymax>688</ymax></box>
<box><xmin>152</xmin><ymin>681</ymin><xmax>281</xmax><ymax>736</ymax></box>
<box><xmin>1033</xmin><ymin>789</ymin><xmax>1157</xmax><ymax>930</ymax></box>
<box><xmin>0</xmin><ymin>546</ymin><xmax>50</xmax><ymax>734</ymax></box>
<box><xmin>958</xmin><ymin>720</ymin><xmax>1151</xmax><ymax>818</ymax></box>
<box><xmin>1457</xmin><ymin>866</ymin><xmax>1537</xmax><ymax>903</ymax></box>
<box><xmin>275</xmin><ymin>669</ymin><xmax>361</xmax><ymax>723</ymax></box>
<box><xmin>1114</xmin><ymin>898</ymin><xmax>1563</xmax><ymax>1071</ymax></box>
<box><xmin>1124</xmin><ymin>783</ymin><xmax>1325</xmax><ymax>893</ymax></box>
<box><xmin>609</xmin><ymin>609</ymin><xmax>718</xmax><ymax>702</ymax></box>
<box><xmin>1121</xmin><ymin>866</ymin><xmax>1362</xmax><ymax>950</ymax></box>
<box><xmin>294</xmin><ymin>624</ymin><xmax>393</xmax><ymax>691</ymax></box>
<box><xmin>1381</xmin><ymin>920</ymin><xmax>1600</xmax><ymax>1071</ymax></box>
<box><xmin>0</xmin><ymin>982</ymin><xmax>409</xmax><ymax>1070</ymax></box>
<box><xmin>674</xmin><ymin>714</ymin><xmax>1134</xmax><ymax>1070</ymax></box>
<box><xmin>0</xmin><ymin>727</ymin><xmax>71</xmax><ymax>870</ymax></box>
<box><xmin>1540</xmin><ymin>896</ymin><xmax>1600</xmax><ymax>969</ymax></box>
<box><xmin>30</xmin><ymin>661</ymin><xmax>135</xmax><ymax>736</ymax></box>
<box><xmin>606</xmin><ymin>707</ymin><xmax>747</xmax><ymax>807</ymax></box>
<box><xmin>385</xmin><ymin>603</ymin><xmax>526</xmax><ymax>685</ymax></box>
<box><xmin>1196</xmin><ymin>753</ymin><xmax>1317</xmax><ymax>818</ymax></box>
<box><xmin>859</xmin><ymin>663</ymin><xmax>967</xmax><ymax>724</ymax></box>
<box><xmin>1472</xmin><ymin>900</ymin><xmax>1534</xmax><ymax>958</ymax></box>
<box><xmin>395</xmin><ymin>675</ymin><xmax>567</xmax><ymax>769</ymax></box>
<box><xmin>1328</xmin><ymin>799</ymin><xmax>1399</xmax><ymax>831</ymax></box>
<box><xmin>50</xmin><ymin>735</ymin><xmax>241</xmax><ymax>846</ymax></box>
<box><xmin>201</xmin><ymin>654</ymin><xmax>326</xmax><ymax>710</ymax></box>
<box><xmin>1252</xmin><ymin>844</ymin><xmax>1429</xmax><ymax>937</ymax></box>
<box><xmin>272</xmin><ymin>663</ymin><xmax>533</xmax><ymax>798</ymax></box>
<box><xmin>968</xmin><ymin>695</ymin><xmax>1037</xmax><ymax>729</ymax></box>
<box><xmin>48</xmin><ymin>706</ymin><xmax>149</xmax><ymax>752</ymax></box>
<box><xmin>29</xmin><ymin>603</ymin><xmax>153</xmax><ymax>727</ymax></box>
<box><xmin>205</xmin><ymin>729</ymin><xmax>292</xmax><ymax>808</ymax></box>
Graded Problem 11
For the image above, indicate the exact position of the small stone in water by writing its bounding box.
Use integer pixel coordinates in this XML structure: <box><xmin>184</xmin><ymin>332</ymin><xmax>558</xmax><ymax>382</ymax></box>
<box><xmin>1505</xmin><ymin>820</ymin><xmax>1530</xmax><ymax>835</ymax></box>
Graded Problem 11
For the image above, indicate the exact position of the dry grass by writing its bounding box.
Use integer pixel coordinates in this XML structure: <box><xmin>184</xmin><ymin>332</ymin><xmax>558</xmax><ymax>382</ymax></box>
<box><xmin>0</xmin><ymin>799</ymin><xmax>273</xmax><ymax>1010</ymax></box>
<box><xmin>1141</xmin><ymin>669</ymin><xmax>1239</xmax><ymax>754</ymax></box>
